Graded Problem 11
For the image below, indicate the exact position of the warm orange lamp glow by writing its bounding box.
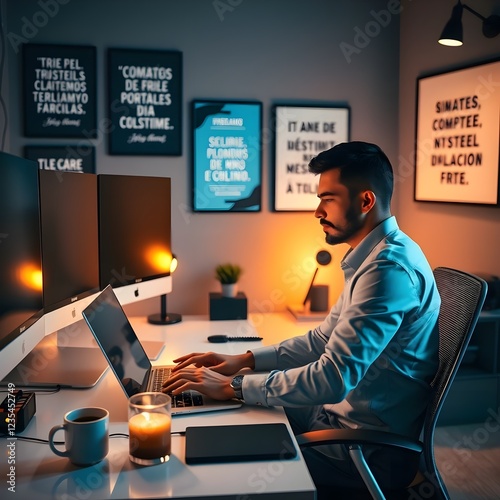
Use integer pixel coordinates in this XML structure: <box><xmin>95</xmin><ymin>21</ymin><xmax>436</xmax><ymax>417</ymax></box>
<box><xmin>147</xmin><ymin>253</ymin><xmax>181</xmax><ymax>325</ymax></box>
<box><xmin>18</xmin><ymin>263</ymin><xmax>43</xmax><ymax>291</ymax></box>
<box><xmin>145</xmin><ymin>246</ymin><xmax>175</xmax><ymax>274</ymax></box>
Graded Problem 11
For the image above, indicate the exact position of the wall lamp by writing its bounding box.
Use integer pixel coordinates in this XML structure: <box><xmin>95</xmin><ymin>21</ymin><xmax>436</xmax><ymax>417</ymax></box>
<box><xmin>438</xmin><ymin>1</ymin><xmax>500</xmax><ymax>46</ymax></box>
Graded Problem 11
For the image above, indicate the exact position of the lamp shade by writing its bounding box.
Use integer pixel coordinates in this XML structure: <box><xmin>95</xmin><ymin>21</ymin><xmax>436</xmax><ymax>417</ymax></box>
<box><xmin>170</xmin><ymin>254</ymin><xmax>178</xmax><ymax>273</ymax></box>
<box><xmin>147</xmin><ymin>253</ymin><xmax>182</xmax><ymax>325</ymax></box>
<box><xmin>439</xmin><ymin>1</ymin><xmax>464</xmax><ymax>46</ymax></box>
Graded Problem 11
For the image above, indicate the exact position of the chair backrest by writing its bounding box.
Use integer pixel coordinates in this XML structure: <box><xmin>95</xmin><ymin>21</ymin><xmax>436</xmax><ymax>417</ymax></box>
<box><xmin>421</xmin><ymin>267</ymin><xmax>487</xmax><ymax>497</ymax></box>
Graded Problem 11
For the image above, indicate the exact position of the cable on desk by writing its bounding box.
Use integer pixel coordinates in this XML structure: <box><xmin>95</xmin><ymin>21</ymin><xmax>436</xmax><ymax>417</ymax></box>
<box><xmin>0</xmin><ymin>433</ymin><xmax>130</xmax><ymax>444</ymax></box>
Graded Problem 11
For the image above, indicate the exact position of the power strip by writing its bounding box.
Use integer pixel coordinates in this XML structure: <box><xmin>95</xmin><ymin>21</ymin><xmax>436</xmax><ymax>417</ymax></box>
<box><xmin>0</xmin><ymin>390</ymin><xmax>36</xmax><ymax>434</ymax></box>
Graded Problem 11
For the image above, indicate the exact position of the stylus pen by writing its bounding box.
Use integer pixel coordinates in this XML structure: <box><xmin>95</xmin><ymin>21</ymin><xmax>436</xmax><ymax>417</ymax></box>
<box><xmin>207</xmin><ymin>335</ymin><xmax>263</xmax><ymax>343</ymax></box>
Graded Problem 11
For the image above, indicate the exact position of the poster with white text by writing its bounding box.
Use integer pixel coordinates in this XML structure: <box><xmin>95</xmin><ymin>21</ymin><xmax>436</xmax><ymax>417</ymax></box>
<box><xmin>24</xmin><ymin>146</ymin><xmax>95</xmax><ymax>174</ymax></box>
<box><xmin>192</xmin><ymin>101</ymin><xmax>262</xmax><ymax>212</ymax></box>
<box><xmin>108</xmin><ymin>48</ymin><xmax>182</xmax><ymax>155</ymax></box>
<box><xmin>23</xmin><ymin>44</ymin><xmax>97</xmax><ymax>138</ymax></box>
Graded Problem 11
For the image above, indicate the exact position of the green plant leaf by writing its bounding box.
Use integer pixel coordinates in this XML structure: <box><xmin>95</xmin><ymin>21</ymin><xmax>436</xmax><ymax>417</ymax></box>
<box><xmin>215</xmin><ymin>263</ymin><xmax>242</xmax><ymax>284</ymax></box>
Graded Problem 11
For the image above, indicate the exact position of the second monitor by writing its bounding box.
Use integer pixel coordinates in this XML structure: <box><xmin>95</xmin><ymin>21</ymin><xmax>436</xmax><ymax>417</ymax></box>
<box><xmin>98</xmin><ymin>174</ymin><xmax>173</xmax><ymax>305</ymax></box>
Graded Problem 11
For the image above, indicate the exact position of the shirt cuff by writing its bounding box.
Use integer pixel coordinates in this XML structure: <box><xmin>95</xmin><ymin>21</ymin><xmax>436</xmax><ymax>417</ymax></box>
<box><xmin>251</xmin><ymin>345</ymin><xmax>278</xmax><ymax>371</ymax></box>
<box><xmin>241</xmin><ymin>373</ymin><xmax>271</xmax><ymax>406</ymax></box>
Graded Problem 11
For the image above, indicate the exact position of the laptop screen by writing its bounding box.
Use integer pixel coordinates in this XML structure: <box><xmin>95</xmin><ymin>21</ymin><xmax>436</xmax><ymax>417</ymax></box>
<box><xmin>82</xmin><ymin>286</ymin><xmax>152</xmax><ymax>396</ymax></box>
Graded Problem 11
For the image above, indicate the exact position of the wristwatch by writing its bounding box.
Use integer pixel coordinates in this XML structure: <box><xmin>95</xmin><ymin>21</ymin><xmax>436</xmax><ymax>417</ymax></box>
<box><xmin>230</xmin><ymin>375</ymin><xmax>244</xmax><ymax>401</ymax></box>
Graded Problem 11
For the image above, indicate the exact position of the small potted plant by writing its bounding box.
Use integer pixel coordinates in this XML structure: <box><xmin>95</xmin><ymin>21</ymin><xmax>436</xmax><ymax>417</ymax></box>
<box><xmin>215</xmin><ymin>263</ymin><xmax>242</xmax><ymax>298</ymax></box>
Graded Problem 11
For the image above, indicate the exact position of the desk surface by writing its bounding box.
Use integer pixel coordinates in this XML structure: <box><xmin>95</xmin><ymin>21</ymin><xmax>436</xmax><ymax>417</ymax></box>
<box><xmin>3</xmin><ymin>313</ymin><xmax>316</xmax><ymax>500</ymax></box>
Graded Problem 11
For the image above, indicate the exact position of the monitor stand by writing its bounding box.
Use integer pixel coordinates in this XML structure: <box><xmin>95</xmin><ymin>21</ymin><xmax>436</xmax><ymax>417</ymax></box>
<box><xmin>0</xmin><ymin>335</ymin><xmax>108</xmax><ymax>389</ymax></box>
<box><xmin>0</xmin><ymin>336</ymin><xmax>164</xmax><ymax>389</ymax></box>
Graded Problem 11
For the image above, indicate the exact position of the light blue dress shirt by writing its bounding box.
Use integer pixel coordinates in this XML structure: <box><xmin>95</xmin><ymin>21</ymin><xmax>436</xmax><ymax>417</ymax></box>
<box><xmin>243</xmin><ymin>216</ymin><xmax>440</xmax><ymax>439</ymax></box>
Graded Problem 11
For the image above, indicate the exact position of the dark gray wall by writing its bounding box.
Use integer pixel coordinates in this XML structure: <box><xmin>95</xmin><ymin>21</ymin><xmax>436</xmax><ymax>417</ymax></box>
<box><xmin>2</xmin><ymin>0</ymin><xmax>400</xmax><ymax>315</ymax></box>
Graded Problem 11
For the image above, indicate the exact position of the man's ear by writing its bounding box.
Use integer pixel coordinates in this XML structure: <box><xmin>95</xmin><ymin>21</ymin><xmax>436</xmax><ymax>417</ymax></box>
<box><xmin>360</xmin><ymin>190</ymin><xmax>376</xmax><ymax>213</ymax></box>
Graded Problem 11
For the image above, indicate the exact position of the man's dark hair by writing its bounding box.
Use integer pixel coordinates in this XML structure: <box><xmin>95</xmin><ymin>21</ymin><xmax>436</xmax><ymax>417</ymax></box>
<box><xmin>308</xmin><ymin>141</ymin><xmax>394</xmax><ymax>210</ymax></box>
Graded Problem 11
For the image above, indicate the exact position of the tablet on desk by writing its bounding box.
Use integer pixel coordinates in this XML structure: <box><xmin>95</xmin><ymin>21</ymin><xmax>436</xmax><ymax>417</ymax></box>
<box><xmin>185</xmin><ymin>423</ymin><xmax>297</xmax><ymax>464</ymax></box>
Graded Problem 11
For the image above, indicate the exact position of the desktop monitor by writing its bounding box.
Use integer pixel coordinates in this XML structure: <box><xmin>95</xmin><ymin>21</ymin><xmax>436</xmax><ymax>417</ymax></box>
<box><xmin>38</xmin><ymin>169</ymin><xmax>100</xmax><ymax>334</ymax></box>
<box><xmin>0</xmin><ymin>152</ymin><xmax>45</xmax><ymax>380</ymax></box>
<box><xmin>98</xmin><ymin>174</ymin><xmax>173</xmax><ymax>305</ymax></box>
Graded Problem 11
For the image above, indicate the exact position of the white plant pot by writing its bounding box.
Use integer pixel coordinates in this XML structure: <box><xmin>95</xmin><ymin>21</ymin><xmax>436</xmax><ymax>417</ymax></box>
<box><xmin>221</xmin><ymin>283</ymin><xmax>238</xmax><ymax>298</ymax></box>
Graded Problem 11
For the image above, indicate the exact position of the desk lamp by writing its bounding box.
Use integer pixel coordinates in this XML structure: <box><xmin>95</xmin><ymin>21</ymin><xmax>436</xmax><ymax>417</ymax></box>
<box><xmin>148</xmin><ymin>254</ymin><xmax>182</xmax><ymax>325</ymax></box>
<box><xmin>303</xmin><ymin>250</ymin><xmax>332</xmax><ymax>312</ymax></box>
<box><xmin>288</xmin><ymin>250</ymin><xmax>332</xmax><ymax>320</ymax></box>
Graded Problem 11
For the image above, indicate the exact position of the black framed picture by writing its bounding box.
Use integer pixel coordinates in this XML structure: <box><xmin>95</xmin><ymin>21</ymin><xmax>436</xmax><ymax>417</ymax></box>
<box><xmin>273</xmin><ymin>104</ymin><xmax>350</xmax><ymax>211</ymax></box>
<box><xmin>24</xmin><ymin>145</ymin><xmax>95</xmax><ymax>174</ymax></box>
<box><xmin>23</xmin><ymin>43</ymin><xmax>97</xmax><ymax>138</ymax></box>
<box><xmin>108</xmin><ymin>48</ymin><xmax>182</xmax><ymax>155</ymax></box>
<box><xmin>415</xmin><ymin>58</ymin><xmax>500</xmax><ymax>206</ymax></box>
<box><xmin>192</xmin><ymin>100</ymin><xmax>262</xmax><ymax>212</ymax></box>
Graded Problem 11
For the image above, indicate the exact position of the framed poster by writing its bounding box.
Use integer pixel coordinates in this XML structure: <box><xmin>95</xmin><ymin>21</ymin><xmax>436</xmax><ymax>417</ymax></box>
<box><xmin>108</xmin><ymin>48</ymin><xmax>182</xmax><ymax>155</ymax></box>
<box><xmin>415</xmin><ymin>59</ymin><xmax>500</xmax><ymax>206</ymax></box>
<box><xmin>273</xmin><ymin>105</ymin><xmax>350</xmax><ymax>211</ymax></box>
<box><xmin>192</xmin><ymin>100</ymin><xmax>262</xmax><ymax>212</ymax></box>
<box><xmin>24</xmin><ymin>145</ymin><xmax>95</xmax><ymax>173</ymax></box>
<box><xmin>23</xmin><ymin>43</ymin><xmax>97</xmax><ymax>138</ymax></box>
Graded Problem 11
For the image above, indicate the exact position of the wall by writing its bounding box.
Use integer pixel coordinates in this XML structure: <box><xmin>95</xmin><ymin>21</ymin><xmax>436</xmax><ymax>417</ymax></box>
<box><xmin>399</xmin><ymin>0</ymin><xmax>500</xmax><ymax>279</ymax></box>
<box><xmin>2</xmin><ymin>0</ymin><xmax>400</xmax><ymax>315</ymax></box>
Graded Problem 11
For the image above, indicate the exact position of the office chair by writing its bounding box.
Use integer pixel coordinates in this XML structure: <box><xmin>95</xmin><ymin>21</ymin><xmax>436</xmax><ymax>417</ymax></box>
<box><xmin>296</xmin><ymin>266</ymin><xmax>488</xmax><ymax>500</ymax></box>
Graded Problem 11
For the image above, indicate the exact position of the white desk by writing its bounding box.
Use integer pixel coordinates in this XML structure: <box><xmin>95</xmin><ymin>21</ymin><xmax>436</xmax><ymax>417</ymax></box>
<box><xmin>4</xmin><ymin>314</ymin><xmax>316</xmax><ymax>499</ymax></box>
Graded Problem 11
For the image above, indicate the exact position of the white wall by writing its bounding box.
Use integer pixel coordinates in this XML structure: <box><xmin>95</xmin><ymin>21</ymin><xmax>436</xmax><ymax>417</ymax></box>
<box><xmin>2</xmin><ymin>0</ymin><xmax>400</xmax><ymax>315</ymax></box>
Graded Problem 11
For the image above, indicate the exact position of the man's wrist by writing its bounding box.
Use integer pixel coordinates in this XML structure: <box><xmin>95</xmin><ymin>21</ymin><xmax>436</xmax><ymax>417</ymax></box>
<box><xmin>230</xmin><ymin>375</ymin><xmax>244</xmax><ymax>400</ymax></box>
<box><xmin>241</xmin><ymin>351</ymin><xmax>255</xmax><ymax>370</ymax></box>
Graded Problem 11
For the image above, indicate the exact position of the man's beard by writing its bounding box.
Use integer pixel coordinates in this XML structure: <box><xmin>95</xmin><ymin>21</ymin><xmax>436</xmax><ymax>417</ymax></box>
<box><xmin>323</xmin><ymin>205</ymin><xmax>364</xmax><ymax>245</ymax></box>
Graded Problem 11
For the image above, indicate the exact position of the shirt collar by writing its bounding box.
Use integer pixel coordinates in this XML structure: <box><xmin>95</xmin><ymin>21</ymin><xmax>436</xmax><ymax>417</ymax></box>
<box><xmin>341</xmin><ymin>216</ymin><xmax>399</xmax><ymax>275</ymax></box>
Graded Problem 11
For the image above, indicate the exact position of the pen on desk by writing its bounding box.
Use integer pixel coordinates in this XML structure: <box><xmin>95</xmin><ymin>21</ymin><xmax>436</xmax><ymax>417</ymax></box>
<box><xmin>207</xmin><ymin>335</ymin><xmax>263</xmax><ymax>343</ymax></box>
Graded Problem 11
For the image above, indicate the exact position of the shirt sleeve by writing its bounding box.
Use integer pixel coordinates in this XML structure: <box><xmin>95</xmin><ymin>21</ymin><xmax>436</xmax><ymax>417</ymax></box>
<box><xmin>242</xmin><ymin>261</ymin><xmax>419</xmax><ymax>407</ymax></box>
<box><xmin>251</xmin><ymin>297</ymin><xmax>343</xmax><ymax>372</ymax></box>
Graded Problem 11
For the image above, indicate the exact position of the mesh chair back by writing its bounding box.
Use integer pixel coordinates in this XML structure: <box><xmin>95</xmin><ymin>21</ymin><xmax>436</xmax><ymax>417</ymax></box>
<box><xmin>421</xmin><ymin>267</ymin><xmax>487</xmax><ymax>496</ymax></box>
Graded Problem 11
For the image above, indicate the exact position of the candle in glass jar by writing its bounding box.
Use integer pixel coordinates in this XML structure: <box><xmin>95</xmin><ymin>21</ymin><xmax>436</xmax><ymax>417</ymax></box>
<box><xmin>129</xmin><ymin>411</ymin><xmax>171</xmax><ymax>460</ymax></box>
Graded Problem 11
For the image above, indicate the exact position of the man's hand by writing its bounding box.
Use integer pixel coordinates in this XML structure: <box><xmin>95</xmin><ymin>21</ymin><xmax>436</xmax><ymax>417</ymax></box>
<box><xmin>162</xmin><ymin>366</ymin><xmax>234</xmax><ymax>400</ymax></box>
<box><xmin>171</xmin><ymin>351</ymin><xmax>254</xmax><ymax>376</ymax></box>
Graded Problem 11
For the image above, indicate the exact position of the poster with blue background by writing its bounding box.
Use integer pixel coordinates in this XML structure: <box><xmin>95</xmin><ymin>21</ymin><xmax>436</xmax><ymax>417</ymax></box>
<box><xmin>192</xmin><ymin>101</ymin><xmax>262</xmax><ymax>211</ymax></box>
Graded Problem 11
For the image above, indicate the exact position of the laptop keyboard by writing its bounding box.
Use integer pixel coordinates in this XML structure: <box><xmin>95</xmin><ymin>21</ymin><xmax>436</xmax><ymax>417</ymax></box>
<box><xmin>151</xmin><ymin>367</ymin><xmax>204</xmax><ymax>408</ymax></box>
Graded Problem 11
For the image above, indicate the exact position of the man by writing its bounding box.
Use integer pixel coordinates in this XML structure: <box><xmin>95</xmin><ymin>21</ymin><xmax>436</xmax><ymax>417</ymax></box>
<box><xmin>163</xmin><ymin>141</ymin><xmax>440</xmax><ymax>490</ymax></box>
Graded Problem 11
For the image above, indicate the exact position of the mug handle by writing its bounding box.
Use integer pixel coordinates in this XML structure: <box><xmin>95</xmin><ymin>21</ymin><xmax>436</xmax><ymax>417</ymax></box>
<box><xmin>48</xmin><ymin>424</ymin><xmax>69</xmax><ymax>457</ymax></box>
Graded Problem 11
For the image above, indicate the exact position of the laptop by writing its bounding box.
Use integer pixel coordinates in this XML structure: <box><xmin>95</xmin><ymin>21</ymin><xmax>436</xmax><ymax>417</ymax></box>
<box><xmin>82</xmin><ymin>285</ymin><xmax>242</xmax><ymax>415</ymax></box>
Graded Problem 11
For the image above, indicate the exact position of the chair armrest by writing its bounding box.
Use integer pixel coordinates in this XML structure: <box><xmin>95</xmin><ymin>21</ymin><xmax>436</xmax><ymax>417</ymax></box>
<box><xmin>295</xmin><ymin>428</ymin><xmax>423</xmax><ymax>454</ymax></box>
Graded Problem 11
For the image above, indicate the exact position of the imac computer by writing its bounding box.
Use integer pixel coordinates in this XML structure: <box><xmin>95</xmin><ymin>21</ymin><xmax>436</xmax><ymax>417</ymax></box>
<box><xmin>98</xmin><ymin>174</ymin><xmax>173</xmax><ymax>305</ymax></box>
<box><xmin>2</xmin><ymin>169</ymin><xmax>108</xmax><ymax>388</ymax></box>
<box><xmin>38</xmin><ymin>169</ymin><xmax>101</xmax><ymax>336</ymax></box>
<box><xmin>0</xmin><ymin>152</ymin><xmax>45</xmax><ymax>381</ymax></box>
